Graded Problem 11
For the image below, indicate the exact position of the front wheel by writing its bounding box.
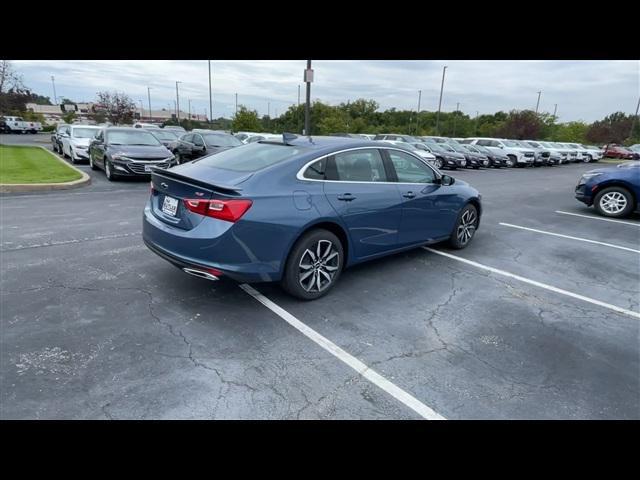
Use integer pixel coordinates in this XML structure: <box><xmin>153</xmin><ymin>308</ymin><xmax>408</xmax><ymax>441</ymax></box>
<box><xmin>281</xmin><ymin>229</ymin><xmax>344</xmax><ymax>300</ymax></box>
<box><xmin>435</xmin><ymin>157</ymin><xmax>444</xmax><ymax>169</ymax></box>
<box><xmin>104</xmin><ymin>159</ymin><xmax>117</xmax><ymax>181</ymax></box>
<box><xmin>448</xmin><ymin>204</ymin><xmax>478</xmax><ymax>249</ymax></box>
<box><xmin>583</xmin><ymin>155</ymin><xmax>592</xmax><ymax>163</ymax></box>
<box><xmin>593</xmin><ymin>187</ymin><xmax>634</xmax><ymax>218</ymax></box>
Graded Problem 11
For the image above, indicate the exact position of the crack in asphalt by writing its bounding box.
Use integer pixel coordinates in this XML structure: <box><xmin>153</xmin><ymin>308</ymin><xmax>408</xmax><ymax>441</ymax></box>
<box><xmin>0</xmin><ymin>232</ymin><xmax>141</xmax><ymax>252</ymax></box>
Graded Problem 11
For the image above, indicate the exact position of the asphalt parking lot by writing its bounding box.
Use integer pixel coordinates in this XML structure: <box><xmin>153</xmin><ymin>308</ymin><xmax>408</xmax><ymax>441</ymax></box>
<box><xmin>1</xmin><ymin>134</ymin><xmax>639</xmax><ymax>419</ymax></box>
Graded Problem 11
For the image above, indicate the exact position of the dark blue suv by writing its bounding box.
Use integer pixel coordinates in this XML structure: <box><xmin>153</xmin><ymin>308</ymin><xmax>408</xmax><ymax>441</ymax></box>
<box><xmin>575</xmin><ymin>162</ymin><xmax>640</xmax><ymax>218</ymax></box>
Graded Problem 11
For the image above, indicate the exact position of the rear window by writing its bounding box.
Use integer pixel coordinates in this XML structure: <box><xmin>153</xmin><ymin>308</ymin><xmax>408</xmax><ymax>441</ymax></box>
<box><xmin>197</xmin><ymin>142</ymin><xmax>305</xmax><ymax>172</ymax></box>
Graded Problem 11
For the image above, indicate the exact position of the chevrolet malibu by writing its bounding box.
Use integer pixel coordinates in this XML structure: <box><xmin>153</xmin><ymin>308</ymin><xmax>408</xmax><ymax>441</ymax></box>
<box><xmin>143</xmin><ymin>136</ymin><xmax>482</xmax><ymax>300</ymax></box>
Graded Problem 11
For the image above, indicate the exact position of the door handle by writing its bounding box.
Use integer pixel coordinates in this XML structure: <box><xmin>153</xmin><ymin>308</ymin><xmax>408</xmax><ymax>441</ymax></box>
<box><xmin>402</xmin><ymin>191</ymin><xmax>416</xmax><ymax>199</ymax></box>
<box><xmin>337</xmin><ymin>193</ymin><xmax>356</xmax><ymax>201</ymax></box>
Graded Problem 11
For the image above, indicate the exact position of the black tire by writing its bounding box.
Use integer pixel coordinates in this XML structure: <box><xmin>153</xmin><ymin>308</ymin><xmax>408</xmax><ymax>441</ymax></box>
<box><xmin>473</xmin><ymin>165</ymin><xmax>480</xmax><ymax>169</ymax></box>
<box><xmin>104</xmin><ymin>159</ymin><xmax>117</xmax><ymax>181</ymax></box>
<box><xmin>89</xmin><ymin>155</ymin><xmax>98</xmax><ymax>170</ymax></box>
<box><xmin>281</xmin><ymin>229</ymin><xmax>344</xmax><ymax>300</ymax></box>
<box><xmin>583</xmin><ymin>155</ymin><xmax>592</xmax><ymax>163</ymax></box>
<box><xmin>448</xmin><ymin>203</ymin><xmax>479</xmax><ymax>249</ymax></box>
<box><xmin>593</xmin><ymin>186</ymin><xmax>634</xmax><ymax>218</ymax></box>
<box><xmin>435</xmin><ymin>157</ymin><xmax>444</xmax><ymax>169</ymax></box>
<box><xmin>69</xmin><ymin>148</ymin><xmax>76</xmax><ymax>164</ymax></box>
<box><xmin>506</xmin><ymin>155</ymin><xmax>516</xmax><ymax>167</ymax></box>
<box><xmin>174</xmin><ymin>152</ymin><xmax>182</xmax><ymax>165</ymax></box>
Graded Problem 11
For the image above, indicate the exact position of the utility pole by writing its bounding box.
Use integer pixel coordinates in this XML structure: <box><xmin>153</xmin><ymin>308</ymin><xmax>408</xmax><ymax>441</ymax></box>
<box><xmin>552</xmin><ymin>103</ymin><xmax>558</xmax><ymax>120</ymax></box>
<box><xmin>51</xmin><ymin>75</ymin><xmax>58</xmax><ymax>105</ymax></box>
<box><xmin>175</xmin><ymin>81</ymin><xmax>182</xmax><ymax>122</ymax></box>
<box><xmin>147</xmin><ymin>87</ymin><xmax>152</xmax><ymax>122</ymax></box>
<box><xmin>298</xmin><ymin>85</ymin><xmax>301</xmax><ymax>107</ymax></box>
<box><xmin>304</xmin><ymin>60</ymin><xmax>313</xmax><ymax>136</ymax></box>
<box><xmin>268</xmin><ymin>101</ymin><xmax>270</xmax><ymax>118</ymax></box>
<box><xmin>235</xmin><ymin>93</ymin><xmax>238</xmax><ymax>116</ymax></box>
<box><xmin>452</xmin><ymin>102</ymin><xmax>460</xmax><ymax>137</ymax></box>
<box><xmin>138</xmin><ymin>100</ymin><xmax>144</xmax><ymax>120</ymax></box>
<box><xmin>208</xmin><ymin>60</ymin><xmax>213</xmax><ymax>124</ymax></box>
<box><xmin>188</xmin><ymin>99</ymin><xmax>192</xmax><ymax>120</ymax></box>
<box><xmin>415</xmin><ymin>90</ymin><xmax>422</xmax><ymax>135</ymax></box>
<box><xmin>475</xmin><ymin>111</ymin><xmax>480</xmax><ymax>135</ymax></box>
<box><xmin>630</xmin><ymin>96</ymin><xmax>640</xmax><ymax>139</ymax></box>
<box><xmin>535</xmin><ymin>91</ymin><xmax>542</xmax><ymax>114</ymax></box>
<box><xmin>435</xmin><ymin>65</ymin><xmax>447</xmax><ymax>135</ymax></box>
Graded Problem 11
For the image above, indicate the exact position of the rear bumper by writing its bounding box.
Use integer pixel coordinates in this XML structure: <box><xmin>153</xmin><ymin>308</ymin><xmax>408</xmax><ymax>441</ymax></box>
<box><xmin>142</xmin><ymin>202</ymin><xmax>283</xmax><ymax>283</ymax></box>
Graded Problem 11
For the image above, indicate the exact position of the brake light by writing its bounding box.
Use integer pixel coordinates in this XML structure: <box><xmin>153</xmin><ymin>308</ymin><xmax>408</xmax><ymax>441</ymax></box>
<box><xmin>183</xmin><ymin>198</ymin><xmax>252</xmax><ymax>222</ymax></box>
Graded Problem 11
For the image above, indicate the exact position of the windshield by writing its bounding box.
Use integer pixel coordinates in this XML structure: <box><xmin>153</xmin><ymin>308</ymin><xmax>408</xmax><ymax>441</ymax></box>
<box><xmin>197</xmin><ymin>142</ymin><xmax>304</xmax><ymax>172</ymax></box>
<box><xmin>568</xmin><ymin>144</ymin><xmax>580</xmax><ymax>148</ymax></box>
<box><xmin>552</xmin><ymin>143</ymin><xmax>565</xmax><ymax>148</ymax></box>
<box><xmin>503</xmin><ymin>140</ymin><xmax>521</xmax><ymax>147</ymax></box>
<box><xmin>107</xmin><ymin>130</ymin><xmax>161</xmax><ymax>146</ymax></box>
<box><xmin>150</xmin><ymin>130</ymin><xmax>178</xmax><ymax>141</ymax></box>
<box><xmin>527</xmin><ymin>141</ymin><xmax>541</xmax><ymax>148</ymax></box>
<box><xmin>72</xmin><ymin>128</ymin><xmax>99</xmax><ymax>138</ymax></box>
<box><xmin>448</xmin><ymin>144</ymin><xmax>467</xmax><ymax>153</ymax></box>
<box><xmin>203</xmin><ymin>134</ymin><xmax>243</xmax><ymax>147</ymax></box>
<box><xmin>439</xmin><ymin>144</ymin><xmax>456</xmax><ymax>152</ymax></box>
<box><xmin>463</xmin><ymin>145</ymin><xmax>479</xmax><ymax>153</ymax></box>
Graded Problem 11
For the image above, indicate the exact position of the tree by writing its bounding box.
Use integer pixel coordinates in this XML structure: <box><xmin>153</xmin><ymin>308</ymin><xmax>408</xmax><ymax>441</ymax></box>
<box><xmin>586</xmin><ymin>112</ymin><xmax>634</xmax><ymax>145</ymax></box>
<box><xmin>231</xmin><ymin>105</ymin><xmax>261</xmax><ymax>132</ymax></box>
<box><xmin>495</xmin><ymin>110</ymin><xmax>544</xmax><ymax>139</ymax></box>
<box><xmin>94</xmin><ymin>91</ymin><xmax>136</xmax><ymax>125</ymax></box>
<box><xmin>551</xmin><ymin>121</ymin><xmax>589</xmax><ymax>143</ymax></box>
<box><xmin>62</xmin><ymin>111</ymin><xmax>77</xmax><ymax>124</ymax></box>
<box><xmin>0</xmin><ymin>60</ymin><xmax>24</xmax><ymax>96</ymax></box>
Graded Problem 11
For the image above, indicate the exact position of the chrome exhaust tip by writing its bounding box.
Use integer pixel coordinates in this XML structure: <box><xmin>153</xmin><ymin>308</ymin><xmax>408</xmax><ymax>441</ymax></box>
<box><xmin>182</xmin><ymin>267</ymin><xmax>220</xmax><ymax>281</ymax></box>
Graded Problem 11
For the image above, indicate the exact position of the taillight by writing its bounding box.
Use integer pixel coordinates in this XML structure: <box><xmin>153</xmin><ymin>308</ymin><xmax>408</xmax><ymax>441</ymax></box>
<box><xmin>183</xmin><ymin>198</ymin><xmax>252</xmax><ymax>222</ymax></box>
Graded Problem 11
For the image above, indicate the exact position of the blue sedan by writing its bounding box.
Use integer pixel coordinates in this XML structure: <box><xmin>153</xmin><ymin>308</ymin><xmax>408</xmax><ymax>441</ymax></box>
<box><xmin>142</xmin><ymin>135</ymin><xmax>482</xmax><ymax>300</ymax></box>
<box><xmin>575</xmin><ymin>161</ymin><xmax>640</xmax><ymax>218</ymax></box>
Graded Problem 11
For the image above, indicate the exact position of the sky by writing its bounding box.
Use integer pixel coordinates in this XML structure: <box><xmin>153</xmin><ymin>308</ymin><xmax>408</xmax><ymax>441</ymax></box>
<box><xmin>11</xmin><ymin>60</ymin><xmax>640</xmax><ymax>122</ymax></box>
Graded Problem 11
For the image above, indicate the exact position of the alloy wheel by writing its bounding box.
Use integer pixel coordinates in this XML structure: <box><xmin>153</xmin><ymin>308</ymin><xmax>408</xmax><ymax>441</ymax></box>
<box><xmin>599</xmin><ymin>192</ymin><xmax>627</xmax><ymax>214</ymax></box>
<box><xmin>456</xmin><ymin>208</ymin><xmax>477</xmax><ymax>246</ymax></box>
<box><xmin>298</xmin><ymin>239</ymin><xmax>340</xmax><ymax>293</ymax></box>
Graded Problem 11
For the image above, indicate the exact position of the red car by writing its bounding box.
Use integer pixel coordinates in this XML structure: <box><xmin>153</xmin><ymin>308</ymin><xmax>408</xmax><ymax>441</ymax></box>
<box><xmin>603</xmin><ymin>144</ymin><xmax>639</xmax><ymax>160</ymax></box>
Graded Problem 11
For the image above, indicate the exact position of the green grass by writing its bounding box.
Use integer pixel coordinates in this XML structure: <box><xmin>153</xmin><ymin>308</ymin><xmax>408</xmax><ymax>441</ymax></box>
<box><xmin>0</xmin><ymin>145</ymin><xmax>82</xmax><ymax>184</ymax></box>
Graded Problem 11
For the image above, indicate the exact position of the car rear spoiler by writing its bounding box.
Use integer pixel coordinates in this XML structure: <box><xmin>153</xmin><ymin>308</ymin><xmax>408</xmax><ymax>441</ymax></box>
<box><xmin>151</xmin><ymin>168</ymin><xmax>243</xmax><ymax>194</ymax></box>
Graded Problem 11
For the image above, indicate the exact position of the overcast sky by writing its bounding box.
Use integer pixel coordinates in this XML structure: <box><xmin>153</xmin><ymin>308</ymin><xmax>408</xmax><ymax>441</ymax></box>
<box><xmin>12</xmin><ymin>60</ymin><xmax>640</xmax><ymax>122</ymax></box>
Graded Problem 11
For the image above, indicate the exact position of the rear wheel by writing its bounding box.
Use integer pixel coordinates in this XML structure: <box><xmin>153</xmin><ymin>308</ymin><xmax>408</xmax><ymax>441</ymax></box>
<box><xmin>583</xmin><ymin>155</ymin><xmax>592</xmax><ymax>163</ymax></box>
<box><xmin>593</xmin><ymin>187</ymin><xmax>634</xmax><ymax>218</ymax></box>
<box><xmin>281</xmin><ymin>229</ymin><xmax>344</xmax><ymax>300</ymax></box>
<box><xmin>448</xmin><ymin>204</ymin><xmax>478</xmax><ymax>249</ymax></box>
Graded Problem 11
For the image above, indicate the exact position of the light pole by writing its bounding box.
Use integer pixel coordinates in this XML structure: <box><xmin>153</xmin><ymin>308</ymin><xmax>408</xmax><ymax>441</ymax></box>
<box><xmin>188</xmin><ymin>99</ymin><xmax>192</xmax><ymax>120</ymax></box>
<box><xmin>147</xmin><ymin>87</ymin><xmax>152</xmax><ymax>123</ymax></box>
<box><xmin>452</xmin><ymin>102</ymin><xmax>460</xmax><ymax>137</ymax></box>
<box><xmin>552</xmin><ymin>103</ymin><xmax>558</xmax><ymax>120</ymax></box>
<box><xmin>268</xmin><ymin>101</ymin><xmax>270</xmax><ymax>118</ymax></box>
<box><xmin>235</xmin><ymin>93</ymin><xmax>238</xmax><ymax>116</ymax></box>
<box><xmin>415</xmin><ymin>90</ymin><xmax>422</xmax><ymax>135</ymax></box>
<box><xmin>175</xmin><ymin>81</ymin><xmax>182</xmax><ymax>122</ymax></box>
<box><xmin>138</xmin><ymin>100</ymin><xmax>144</xmax><ymax>120</ymax></box>
<box><xmin>51</xmin><ymin>75</ymin><xmax>58</xmax><ymax>105</ymax></box>
<box><xmin>208</xmin><ymin>60</ymin><xmax>213</xmax><ymax>124</ymax></box>
<box><xmin>298</xmin><ymin>85</ymin><xmax>301</xmax><ymax>107</ymax></box>
<box><xmin>475</xmin><ymin>111</ymin><xmax>480</xmax><ymax>135</ymax></box>
<box><xmin>535</xmin><ymin>91</ymin><xmax>542</xmax><ymax>114</ymax></box>
<box><xmin>304</xmin><ymin>60</ymin><xmax>313</xmax><ymax>136</ymax></box>
<box><xmin>435</xmin><ymin>65</ymin><xmax>447</xmax><ymax>135</ymax></box>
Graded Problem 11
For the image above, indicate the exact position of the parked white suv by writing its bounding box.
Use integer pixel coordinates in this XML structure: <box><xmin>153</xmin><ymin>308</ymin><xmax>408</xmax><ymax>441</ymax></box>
<box><xmin>61</xmin><ymin>125</ymin><xmax>102</xmax><ymax>163</ymax></box>
<box><xmin>466</xmin><ymin>137</ymin><xmax>535</xmax><ymax>167</ymax></box>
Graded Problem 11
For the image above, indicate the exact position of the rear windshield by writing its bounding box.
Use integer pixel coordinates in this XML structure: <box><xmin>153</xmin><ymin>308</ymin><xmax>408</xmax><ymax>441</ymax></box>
<box><xmin>197</xmin><ymin>142</ymin><xmax>305</xmax><ymax>172</ymax></box>
<box><xmin>203</xmin><ymin>134</ymin><xmax>243</xmax><ymax>147</ymax></box>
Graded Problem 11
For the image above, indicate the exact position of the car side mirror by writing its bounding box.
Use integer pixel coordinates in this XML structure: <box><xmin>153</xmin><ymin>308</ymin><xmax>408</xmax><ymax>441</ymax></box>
<box><xmin>440</xmin><ymin>175</ymin><xmax>455</xmax><ymax>186</ymax></box>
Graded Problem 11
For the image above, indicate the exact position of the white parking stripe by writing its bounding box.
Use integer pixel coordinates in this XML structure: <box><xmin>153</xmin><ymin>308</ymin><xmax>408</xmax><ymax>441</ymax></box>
<box><xmin>555</xmin><ymin>210</ymin><xmax>640</xmax><ymax>227</ymax></box>
<box><xmin>422</xmin><ymin>247</ymin><xmax>640</xmax><ymax>320</ymax></box>
<box><xmin>239</xmin><ymin>283</ymin><xmax>446</xmax><ymax>420</ymax></box>
<box><xmin>499</xmin><ymin>222</ymin><xmax>640</xmax><ymax>254</ymax></box>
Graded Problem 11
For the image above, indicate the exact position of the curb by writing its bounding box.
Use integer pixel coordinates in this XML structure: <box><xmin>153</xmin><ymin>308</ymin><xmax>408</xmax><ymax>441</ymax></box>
<box><xmin>0</xmin><ymin>145</ymin><xmax>91</xmax><ymax>193</ymax></box>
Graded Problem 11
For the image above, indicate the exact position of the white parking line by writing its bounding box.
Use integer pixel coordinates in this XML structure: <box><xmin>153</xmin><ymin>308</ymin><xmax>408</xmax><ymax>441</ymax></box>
<box><xmin>555</xmin><ymin>210</ymin><xmax>640</xmax><ymax>227</ymax></box>
<box><xmin>499</xmin><ymin>222</ymin><xmax>640</xmax><ymax>254</ymax></box>
<box><xmin>239</xmin><ymin>283</ymin><xmax>446</xmax><ymax>420</ymax></box>
<box><xmin>422</xmin><ymin>247</ymin><xmax>640</xmax><ymax>320</ymax></box>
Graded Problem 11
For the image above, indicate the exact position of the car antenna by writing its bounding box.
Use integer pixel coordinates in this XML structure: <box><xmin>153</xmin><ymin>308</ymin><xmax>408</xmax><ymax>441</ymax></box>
<box><xmin>282</xmin><ymin>132</ymin><xmax>298</xmax><ymax>145</ymax></box>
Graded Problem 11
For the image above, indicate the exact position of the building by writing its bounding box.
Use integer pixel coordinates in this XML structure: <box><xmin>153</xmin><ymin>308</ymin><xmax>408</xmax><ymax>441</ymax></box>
<box><xmin>25</xmin><ymin>102</ymin><xmax>205</xmax><ymax>126</ymax></box>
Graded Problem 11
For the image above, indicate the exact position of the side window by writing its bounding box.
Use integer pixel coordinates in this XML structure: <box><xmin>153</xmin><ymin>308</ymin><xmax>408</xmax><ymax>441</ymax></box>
<box><xmin>182</xmin><ymin>134</ymin><xmax>193</xmax><ymax>143</ymax></box>
<box><xmin>193</xmin><ymin>134</ymin><xmax>204</xmax><ymax>146</ymax></box>
<box><xmin>388</xmin><ymin>150</ymin><xmax>436</xmax><ymax>184</ymax></box>
<box><xmin>490</xmin><ymin>140</ymin><xmax>501</xmax><ymax>147</ymax></box>
<box><xmin>302</xmin><ymin>158</ymin><xmax>327</xmax><ymax>180</ymax></box>
<box><xmin>333</xmin><ymin>149</ymin><xmax>388</xmax><ymax>182</ymax></box>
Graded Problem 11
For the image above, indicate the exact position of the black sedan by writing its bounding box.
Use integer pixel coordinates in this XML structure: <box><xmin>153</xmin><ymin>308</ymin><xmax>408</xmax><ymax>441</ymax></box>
<box><xmin>412</xmin><ymin>142</ymin><xmax>467</xmax><ymax>170</ymax></box>
<box><xmin>171</xmin><ymin>131</ymin><xmax>243</xmax><ymax>164</ymax></box>
<box><xmin>464</xmin><ymin>144</ymin><xmax>510</xmax><ymax>168</ymax></box>
<box><xmin>449</xmin><ymin>144</ymin><xmax>490</xmax><ymax>169</ymax></box>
